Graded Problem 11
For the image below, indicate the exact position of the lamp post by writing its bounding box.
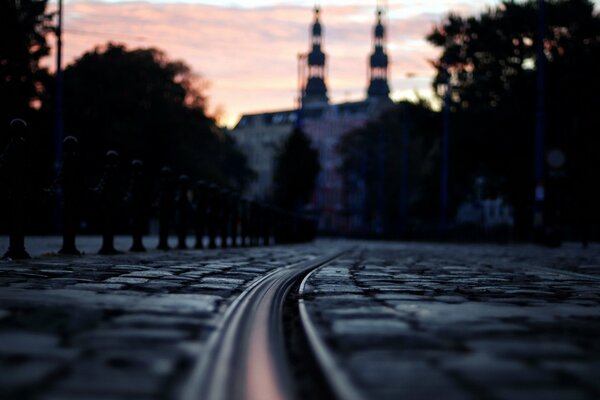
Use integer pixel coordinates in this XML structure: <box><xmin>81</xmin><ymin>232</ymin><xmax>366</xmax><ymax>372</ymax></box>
<box><xmin>53</xmin><ymin>0</ymin><xmax>64</xmax><ymax>232</ymax></box>
<box><xmin>54</xmin><ymin>0</ymin><xmax>64</xmax><ymax>174</ymax></box>
<box><xmin>440</xmin><ymin>69</ymin><xmax>451</xmax><ymax>234</ymax></box>
<box><xmin>399</xmin><ymin>102</ymin><xmax>409</xmax><ymax>237</ymax></box>
<box><xmin>533</xmin><ymin>0</ymin><xmax>546</xmax><ymax>240</ymax></box>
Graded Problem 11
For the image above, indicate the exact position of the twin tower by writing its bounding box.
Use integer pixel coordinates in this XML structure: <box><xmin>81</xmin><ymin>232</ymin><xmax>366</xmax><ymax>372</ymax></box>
<box><xmin>302</xmin><ymin>6</ymin><xmax>391</xmax><ymax>106</ymax></box>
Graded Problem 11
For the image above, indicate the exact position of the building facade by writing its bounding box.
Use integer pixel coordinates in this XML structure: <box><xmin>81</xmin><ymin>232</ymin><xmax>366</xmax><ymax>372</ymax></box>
<box><xmin>233</xmin><ymin>7</ymin><xmax>392</xmax><ymax>233</ymax></box>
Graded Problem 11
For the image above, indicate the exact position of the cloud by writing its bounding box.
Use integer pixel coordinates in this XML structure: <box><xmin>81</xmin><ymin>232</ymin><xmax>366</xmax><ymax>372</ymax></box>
<box><xmin>49</xmin><ymin>1</ymin><xmax>487</xmax><ymax>126</ymax></box>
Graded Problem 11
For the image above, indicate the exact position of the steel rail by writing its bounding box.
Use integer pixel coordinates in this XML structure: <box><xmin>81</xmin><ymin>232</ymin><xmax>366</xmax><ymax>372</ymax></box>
<box><xmin>526</xmin><ymin>265</ymin><xmax>600</xmax><ymax>282</ymax></box>
<box><xmin>180</xmin><ymin>250</ymin><xmax>344</xmax><ymax>400</ymax></box>
<box><xmin>298</xmin><ymin>267</ymin><xmax>366</xmax><ymax>400</ymax></box>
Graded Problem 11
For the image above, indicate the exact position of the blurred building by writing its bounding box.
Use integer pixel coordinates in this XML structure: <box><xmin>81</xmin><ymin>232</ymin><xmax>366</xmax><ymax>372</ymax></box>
<box><xmin>233</xmin><ymin>7</ymin><xmax>392</xmax><ymax>233</ymax></box>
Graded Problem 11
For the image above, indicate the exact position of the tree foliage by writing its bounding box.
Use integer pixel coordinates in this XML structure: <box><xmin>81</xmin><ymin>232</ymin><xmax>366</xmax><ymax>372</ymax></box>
<box><xmin>0</xmin><ymin>0</ymin><xmax>52</xmax><ymax>125</ymax></box>
<box><xmin>426</xmin><ymin>0</ymin><xmax>600</xmax><ymax>238</ymax></box>
<box><xmin>338</xmin><ymin>101</ymin><xmax>440</xmax><ymax>235</ymax></box>
<box><xmin>272</xmin><ymin>127</ymin><xmax>320</xmax><ymax>211</ymax></box>
<box><xmin>64</xmin><ymin>43</ymin><xmax>253</xmax><ymax>190</ymax></box>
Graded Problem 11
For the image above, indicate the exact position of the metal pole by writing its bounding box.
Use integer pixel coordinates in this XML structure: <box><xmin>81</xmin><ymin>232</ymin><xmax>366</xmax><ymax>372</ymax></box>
<box><xmin>440</xmin><ymin>71</ymin><xmax>450</xmax><ymax>231</ymax></box>
<box><xmin>399</xmin><ymin>104</ymin><xmax>409</xmax><ymax>236</ymax></box>
<box><xmin>296</xmin><ymin>53</ymin><xmax>305</xmax><ymax>129</ymax></box>
<box><xmin>53</xmin><ymin>0</ymin><xmax>64</xmax><ymax>233</ymax></box>
<box><xmin>533</xmin><ymin>0</ymin><xmax>546</xmax><ymax>237</ymax></box>
<box><xmin>54</xmin><ymin>0</ymin><xmax>64</xmax><ymax>172</ymax></box>
<box><xmin>376</xmin><ymin>128</ymin><xmax>385</xmax><ymax>235</ymax></box>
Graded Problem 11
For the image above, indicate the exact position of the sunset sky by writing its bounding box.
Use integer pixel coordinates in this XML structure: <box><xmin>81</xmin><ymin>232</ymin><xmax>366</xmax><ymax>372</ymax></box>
<box><xmin>49</xmin><ymin>0</ymin><xmax>600</xmax><ymax>127</ymax></box>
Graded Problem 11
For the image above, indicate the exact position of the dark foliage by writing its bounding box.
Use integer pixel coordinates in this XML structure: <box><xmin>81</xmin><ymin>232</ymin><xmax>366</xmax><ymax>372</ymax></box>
<box><xmin>0</xmin><ymin>0</ymin><xmax>52</xmax><ymax>127</ymax></box>
<box><xmin>63</xmin><ymin>43</ymin><xmax>253</xmax><ymax>191</ymax></box>
<box><xmin>0</xmin><ymin>0</ymin><xmax>54</xmax><ymax>233</ymax></box>
<box><xmin>338</xmin><ymin>0</ymin><xmax>600</xmax><ymax>240</ymax></box>
<box><xmin>272</xmin><ymin>127</ymin><xmax>320</xmax><ymax>211</ymax></box>
<box><xmin>338</xmin><ymin>101</ymin><xmax>441</xmax><ymax>236</ymax></box>
<box><xmin>427</xmin><ymin>0</ymin><xmax>600</xmax><ymax>239</ymax></box>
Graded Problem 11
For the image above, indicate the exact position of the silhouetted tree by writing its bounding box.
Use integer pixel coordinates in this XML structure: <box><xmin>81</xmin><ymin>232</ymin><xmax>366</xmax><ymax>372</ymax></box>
<box><xmin>427</xmin><ymin>0</ymin><xmax>600</xmax><ymax>239</ymax></box>
<box><xmin>0</xmin><ymin>0</ymin><xmax>54</xmax><ymax>233</ymax></box>
<box><xmin>272</xmin><ymin>127</ymin><xmax>320</xmax><ymax>211</ymax></box>
<box><xmin>0</xmin><ymin>0</ymin><xmax>52</xmax><ymax>126</ymax></box>
<box><xmin>338</xmin><ymin>101</ymin><xmax>440</xmax><ymax>236</ymax></box>
<box><xmin>63</xmin><ymin>43</ymin><xmax>253</xmax><ymax>191</ymax></box>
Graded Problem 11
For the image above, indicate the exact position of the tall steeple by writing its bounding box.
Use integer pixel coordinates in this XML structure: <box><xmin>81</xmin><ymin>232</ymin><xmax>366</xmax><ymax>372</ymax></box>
<box><xmin>303</xmin><ymin>6</ymin><xmax>328</xmax><ymax>107</ymax></box>
<box><xmin>367</xmin><ymin>8</ymin><xmax>391</xmax><ymax>101</ymax></box>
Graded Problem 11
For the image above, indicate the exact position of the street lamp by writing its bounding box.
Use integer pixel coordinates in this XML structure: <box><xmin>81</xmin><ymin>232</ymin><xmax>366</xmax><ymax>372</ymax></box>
<box><xmin>439</xmin><ymin>69</ymin><xmax>451</xmax><ymax>232</ymax></box>
<box><xmin>54</xmin><ymin>0</ymin><xmax>64</xmax><ymax>174</ymax></box>
<box><xmin>533</xmin><ymin>0</ymin><xmax>546</xmax><ymax>240</ymax></box>
<box><xmin>52</xmin><ymin>0</ymin><xmax>64</xmax><ymax>232</ymax></box>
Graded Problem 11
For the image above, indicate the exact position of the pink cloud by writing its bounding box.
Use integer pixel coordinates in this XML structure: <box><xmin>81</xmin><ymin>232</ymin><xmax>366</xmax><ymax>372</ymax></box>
<box><xmin>46</xmin><ymin>2</ymin><xmax>471</xmax><ymax>126</ymax></box>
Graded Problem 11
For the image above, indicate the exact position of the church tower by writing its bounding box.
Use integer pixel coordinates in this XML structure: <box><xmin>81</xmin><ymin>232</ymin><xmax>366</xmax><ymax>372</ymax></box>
<box><xmin>302</xmin><ymin>6</ymin><xmax>328</xmax><ymax>107</ymax></box>
<box><xmin>367</xmin><ymin>8</ymin><xmax>391</xmax><ymax>101</ymax></box>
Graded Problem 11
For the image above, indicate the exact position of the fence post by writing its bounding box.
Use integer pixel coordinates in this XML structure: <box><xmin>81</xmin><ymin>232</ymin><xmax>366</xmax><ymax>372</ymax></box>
<box><xmin>176</xmin><ymin>174</ymin><xmax>190</xmax><ymax>250</ymax></box>
<box><xmin>230</xmin><ymin>192</ymin><xmax>239</xmax><ymax>247</ymax></box>
<box><xmin>219</xmin><ymin>189</ymin><xmax>230</xmax><ymax>248</ymax></box>
<box><xmin>262</xmin><ymin>205</ymin><xmax>271</xmax><ymax>246</ymax></box>
<box><xmin>194</xmin><ymin>180</ymin><xmax>208</xmax><ymax>249</ymax></box>
<box><xmin>97</xmin><ymin>150</ymin><xmax>120</xmax><ymax>255</ymax></box>
<box><xmin>58</xmin><ymin>136</ymin><xmax>82</xmax><ymax>255</ymax></box>
<box><xmin>128</xmin><ymin>160</ymin><xmax>147</xmax><ymax>252</ymax></box>
<box><xmin>157</xmin><ymin>166</ymin><xmax>174</xmax><ymax>250</ymax></box>
<box><xmin>1</xmin><ymin>119</ymin><xmax>31</xmax><ymax>259</ymax></box>
<box><xmin>207</xmin><ymin>184</ymin><xmax>218</xmax><ymax>249</ymax></box>
<box><xmin>239</xmin><ymin>198</ymin><xmax>248</xmax><ymax>247</ymax></box>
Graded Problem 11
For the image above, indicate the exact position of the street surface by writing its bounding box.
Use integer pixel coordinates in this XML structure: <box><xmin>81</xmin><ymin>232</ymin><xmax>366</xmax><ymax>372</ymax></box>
<box><xmin>302</xmin><ymin>242</ymin><xmax>600</xmax><ymax>400</ymax></box>
<box><xmin>1</xmin><ymin>238</ymin><xmax>599</xmax><ymax>400</ymax></box>
<box><xmin>0</xmin><ymin>237</ymin><xmax>326</xmax><ymax>399</ymax></box>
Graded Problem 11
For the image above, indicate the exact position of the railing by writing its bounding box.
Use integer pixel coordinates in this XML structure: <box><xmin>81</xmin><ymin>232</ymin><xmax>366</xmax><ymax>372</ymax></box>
<box><xmin>1</xmin><ymin>119</ymin><xmax>316</xmax><ymax>259</ymax></box>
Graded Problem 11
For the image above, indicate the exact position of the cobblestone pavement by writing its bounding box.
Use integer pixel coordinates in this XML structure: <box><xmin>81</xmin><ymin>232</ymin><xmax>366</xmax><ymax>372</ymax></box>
<box><xmin>0</xmin><ymin>238</ymin><xmax>329</xmax><ymax>400</ymax></box>
<box><xmin>302</xmin><ymin>242</ymin><xmax>600</xmax><ymax>400</ymax></box>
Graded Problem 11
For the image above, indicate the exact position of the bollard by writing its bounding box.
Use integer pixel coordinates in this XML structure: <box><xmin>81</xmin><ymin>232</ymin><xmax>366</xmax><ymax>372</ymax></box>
<box><xmin>58</xmin><ymin>136</ymin><xmax>83</xmax><ymax>255</ymax></box>
<box><xmin>246</xmin><ymin>199</ymin><xmax>254</xmax><ymax>246</ymax></box>
<box><xmin>274</xmin><ymin>208</ymin><xmax>287</xmax><ymax>244</ymax></box>
<box><xmin>176</xmin><ymin>174</ymin><xmax>190</xmax><ymax>250</ymax></box>
<box><xmin>219</xmin><ymin>189</ymin><xmax>230</xmax><ymax>248</ymax></box>
<box><xmin>229</xmin><ymin>192</ymin><xmax>240</xmax><ymax>247</ymax></box>
<box><xmin>272</xmin><ymin>208</ymin><xmax>282</xmax><ymax>244</ymax></box>
<box><xmin>207</xmin><ymin>184</ymin><xmax>218</xmax><ymax>249</ymax></box>
<box><xmin>157</xmin><ymin>166</ymin><xmax>175</xmax><ymax>250</ymax></box>
<box><xmin>193</xmin><ymin>180</ymin><xmax>208</xmax><ymax>249</ymax></box>
<box><xmin>261</xmin><ymin>204</ymin><xmax>271</xmax><ymax>246</ymax></box>
<box><xmin>97</xmin><ymin>150</ymin><xmax>120</xmax><ymax>255</ymax></box>
<box><xmin>239</xmin><ymin>198</ymin><xmax>249</xmax><ymax>247</ymax></box>
<box><xmin>128</xmin><ymin>160</ymin><xmax>147</xmax><ymax>252</ymax></box>
<box><xmin>1</xmin><ymin>119</ymin><xmax>31</xmax><ymax>259</ymax></box>
<box><xmin>249</xmin><ymin>201</ymin><xmax>260</xmax><ymax>246</ymax></box>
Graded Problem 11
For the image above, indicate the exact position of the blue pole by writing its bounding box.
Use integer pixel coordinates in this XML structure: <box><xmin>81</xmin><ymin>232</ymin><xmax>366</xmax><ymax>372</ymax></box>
<box><xmin>361</xmin><ymin>151</ymin><xmax>368</xmax><ymax>235</ymax></box>
<box><xmin>377</xmin><ymin>127</ymin><xmax>385</xmax><ymax>235</ymax></box>
<box><xmin>53</xmin><ymin>0</ymin><xmax>64</xmax><ymax>233</ymax></box>
<box><xmin>399</xmin><ymin>104</ymin><xmax>409</xmax><ymax>235</ymax></box>
<box><xmin>533</xmin><ymin>0</ymin><xmax>546</xmax><ymax>236</ymax></box>
<box><xmin>440</xmin><ymin>72</ymin><xmax>450</xmax><ymax>231</ymax></box>
<box><xmin>54</xmin><ymin>0</ymin><xmax>64</xmax><ymax>173</ymax></box>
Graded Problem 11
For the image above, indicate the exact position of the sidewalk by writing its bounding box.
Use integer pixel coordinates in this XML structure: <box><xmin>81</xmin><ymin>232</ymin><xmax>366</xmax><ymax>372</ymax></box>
<box><xmin>302</xmin><ymin>242</ymin><xmax>600</xmax><ymax>400</ymax></box>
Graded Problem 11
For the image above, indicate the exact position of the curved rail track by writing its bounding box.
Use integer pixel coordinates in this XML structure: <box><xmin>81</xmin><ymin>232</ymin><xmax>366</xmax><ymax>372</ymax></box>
<box><xmin>180</xmin><ymin>250</ymin><xmax>355</xmax><ymax>400</ymax></box>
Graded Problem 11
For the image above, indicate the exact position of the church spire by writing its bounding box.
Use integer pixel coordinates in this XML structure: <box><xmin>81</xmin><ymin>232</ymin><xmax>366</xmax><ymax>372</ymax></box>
<box><xmin>303</xmin><ymin>6</ymin><xmax>328</xmax><ymax>106</ymax></box>
<box><xmin>367</xmin><ymin>7</ymin><xmax>391</xmax><ymax>100</ymax></box>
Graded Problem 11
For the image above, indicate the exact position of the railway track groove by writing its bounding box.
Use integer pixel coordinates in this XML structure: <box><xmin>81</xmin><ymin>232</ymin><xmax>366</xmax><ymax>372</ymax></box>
<box><xmin>180</xmin><ymin>249</ymin><xmax>346</xmax><ymax>400</ymax></box>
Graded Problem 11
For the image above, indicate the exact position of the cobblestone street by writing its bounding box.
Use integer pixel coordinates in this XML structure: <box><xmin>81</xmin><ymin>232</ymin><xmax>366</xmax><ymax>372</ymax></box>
<box><xmin>1</xmin><ymin>239</ymin><xmax>599</xmax><ymax>400</ymax></box>
<box><xmin>0</xmin><ymin>237</ymin><xmax>330</xmax><ymax>399</ymax></box>
<box><xmin>302</xmin><ymin>242</ymin><xmax>600</xmax><ymax>400</ymax></box>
